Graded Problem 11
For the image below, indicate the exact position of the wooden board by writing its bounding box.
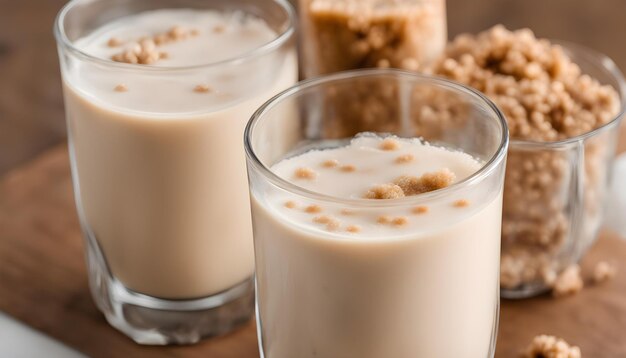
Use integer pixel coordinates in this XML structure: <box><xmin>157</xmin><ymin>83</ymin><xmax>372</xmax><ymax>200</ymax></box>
<box><xmin>1</xmin><ymin>144</ymin><xmax>626</xmax><ymax>357</ymax></box>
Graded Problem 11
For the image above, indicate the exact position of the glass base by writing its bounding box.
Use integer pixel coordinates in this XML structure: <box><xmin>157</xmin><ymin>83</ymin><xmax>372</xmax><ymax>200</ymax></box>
<box><xmin>500</xmin><ymin>283</ymin><xmax>551</xmax><ymax>299</ymax></box>
<box><xmin>82</xmin><ymin>227</ymin><xmax>255</xmax><ymax>345</ymax></box>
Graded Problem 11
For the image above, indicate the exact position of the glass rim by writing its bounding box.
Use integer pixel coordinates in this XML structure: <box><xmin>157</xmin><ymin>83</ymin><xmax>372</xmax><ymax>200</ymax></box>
<box><xmin>53</xmin><ymin>0</ymin><xmax>296</xmax><ymax>72</ymax></box>
<box><xmin>510</xmin><ymin>40</ymin><xmax>626</xmax><ymax>149</ymax></box>
<box><xmin>244</xmin><ymin>68</ymin><xmax>510</xmax><ymax>208</ymax></box>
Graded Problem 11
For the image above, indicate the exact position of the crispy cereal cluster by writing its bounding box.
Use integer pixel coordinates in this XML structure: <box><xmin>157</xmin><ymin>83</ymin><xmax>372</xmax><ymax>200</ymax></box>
<box><xmin>522</xmin><ymin>335</ymin><xmax>581</xmax><ymax>358</ymax></box>
<box><xmin>430</xmin><ymin>25</ymin><xmax>618</xmax><ymax>141</ymax></box>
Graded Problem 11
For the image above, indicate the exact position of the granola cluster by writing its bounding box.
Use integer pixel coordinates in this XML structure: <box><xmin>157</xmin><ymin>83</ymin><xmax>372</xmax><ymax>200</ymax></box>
<box><xmin>430</xmin><ymin>26</ymin><xmax>621</xmax><ymax>294</ymax></box>
<box><xmin>551</xmin><ymin>265</ymin><xmax>584</xmax><ymax>297</ymax></box>
<box><xmin>394</xmin><ymin>169</ymin><xmax>455</xmax><ymax>195</ymax></box>
<box><xmin>593</xmin><ymin>261</ymin><xmax>617</xmax><ymax>283</ymax></box>
<box><xmin>522</xmin><ymin>335</ymin><xmax>581</xmax><ymax>358</ymax></box>
<box><xmin>364</xmin><ymin>169</ymin><xmax>455</xmax><ymax>199</ymax></box>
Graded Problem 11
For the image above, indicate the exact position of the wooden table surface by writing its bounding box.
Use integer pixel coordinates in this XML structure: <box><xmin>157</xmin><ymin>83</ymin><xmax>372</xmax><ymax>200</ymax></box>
<box><xmin>2</xmin><ymin>0</ymin><xmax>626</xmax><ymax>357</ymax></box>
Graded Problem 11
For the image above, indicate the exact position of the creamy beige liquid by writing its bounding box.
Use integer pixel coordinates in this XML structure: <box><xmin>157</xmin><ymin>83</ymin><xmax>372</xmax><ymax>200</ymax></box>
<box><xmin>63</xmin><ymin>9</ymin><xmax>297</xmax><ymax>299</ymax></box>
<box><xmin>252</xmin><ymin>135</ymin><xmax>501</xmax><ymax>358</ymax></box>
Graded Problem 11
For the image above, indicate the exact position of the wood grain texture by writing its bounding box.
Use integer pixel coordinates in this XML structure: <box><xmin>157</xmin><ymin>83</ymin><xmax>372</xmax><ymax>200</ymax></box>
<box><xmin>1</xmin><ymin>144</ymin><xmax>626</xmax><ymax>357</ymax></box>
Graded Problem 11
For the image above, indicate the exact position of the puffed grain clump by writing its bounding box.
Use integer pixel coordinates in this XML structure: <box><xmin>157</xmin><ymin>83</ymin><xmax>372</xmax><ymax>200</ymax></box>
<box><xmin>593</xmin><ymin>261</ymin><xmax>616</xmax><ymax>283</ymax></box>
<box><xmin>522</xmin><ymin>335</ymin><xmax>581</xmax><ymax>358</ymax></box>
<box><xmin>364</xmin><ymin>183</ymin><xmax>406</xmax><ymax>199</ymax></box>
<box><xmin>394</xmin><ymin>168</ymin><xmax>455</xmax><ymax>195</ymax></box>
<box><xmin>430</xmin><ymin>25</ymin><xmax>619</xmax><ymax>142</ymax></box>
<box><xmin>552</xmin><ymin>265</ymin><xmax>583</xmax><ymax>297</ymax></box>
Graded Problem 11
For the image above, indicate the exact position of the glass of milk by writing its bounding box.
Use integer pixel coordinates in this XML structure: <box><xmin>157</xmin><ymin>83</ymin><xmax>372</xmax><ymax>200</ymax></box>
<box><xmin>245</xmin><ymin>69</ymin><xmax>509</xmax><ymax>358</ymax></box>
<box><xmin>54</xmin><ymin>0</ymin><xmax>296</xmax><ymax>345</ymax></box>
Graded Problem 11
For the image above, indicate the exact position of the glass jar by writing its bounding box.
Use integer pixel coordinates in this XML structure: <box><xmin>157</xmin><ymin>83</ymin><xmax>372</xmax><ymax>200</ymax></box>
<box><xmin>297</xmin><ymin>0</ymin><xmax>447</xmax><ymax>78</ymax></box>
<box><xmin>500</xmin><ymin>42</ymin><xmax>626</xmax><ymax>298</ymax></box>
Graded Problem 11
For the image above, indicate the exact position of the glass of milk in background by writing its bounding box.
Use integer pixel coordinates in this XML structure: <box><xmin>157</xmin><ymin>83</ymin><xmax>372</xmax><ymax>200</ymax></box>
<box><xmin>245</xmin><ymin>70</ymin><xmax>509</xmax><ymax>358</ymax></box>
<box><xmin>54</xmin><ymin>0</ymin><xmax>296</xmax><ymax>345</ymax></box>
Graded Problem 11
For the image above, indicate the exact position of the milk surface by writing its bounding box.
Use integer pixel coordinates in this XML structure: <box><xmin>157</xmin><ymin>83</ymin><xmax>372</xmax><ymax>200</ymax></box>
<box><xmin>252</xmin><ymin>135</ymin><xmax>501</xmax><ymax>357</ymax></box>
<box><xmin>270</xmin><ymin>135</ymin><xmax>483</xmax><ymax>237</ymax></box>
<box><xmin>63</xmin><ymin>9</ymin><xmax>297</xmax><ymax>299</ymax></box>
<box><xmin>80</xmin><ymin>9</ymin><xmax>277</xmax><ymax>67</ymax></box>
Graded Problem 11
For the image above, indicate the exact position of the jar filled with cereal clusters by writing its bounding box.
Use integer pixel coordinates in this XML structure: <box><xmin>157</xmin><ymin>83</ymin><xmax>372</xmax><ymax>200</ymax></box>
<box><xmin>430</xmin><ymin>26</ymin><xmax>626</xmax><ymax>298</ymax></box>
<box><xmin>297</xmin><ymin>0</ymin><xmax>447</xmax><ymax>78</ymax></box>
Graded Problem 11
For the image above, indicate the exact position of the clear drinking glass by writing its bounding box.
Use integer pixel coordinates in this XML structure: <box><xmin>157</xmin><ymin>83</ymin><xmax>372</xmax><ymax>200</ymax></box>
<box><xmin>54</xmin><ymin>0</ymin><xmax>296</xmax><ymax>344</ymax></box>
<box><xmin>297</xmin><ymin>0</ymin><xmax>447</xmax><ymax>78</ymax></box>
<box><xmin>500</xmin><ymin>42</ymin><xmax>626</xmax><ymax>298</ymax></box>
<box><xmin>245</xmin><ymin>69</ymin><xmax>508</xmax><ymax>358</ymax></box>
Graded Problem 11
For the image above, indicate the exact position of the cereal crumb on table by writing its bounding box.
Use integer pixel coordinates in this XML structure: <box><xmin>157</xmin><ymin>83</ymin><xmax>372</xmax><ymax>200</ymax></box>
<box><xmin>379</xmin><ymin>138</ymin><xmax>400</xmax><ymax>151</ymax></box>
<box><xmin>453</xmin><ymin>199</ymin><xmax>470</xmax><ymax>208</ymax></box>
<box><xmin>552</xmin><ymin>265</ymin><xmax>583</xmax><ymax>297</ymax></box>
<box><xmin>412</xmin><ymin>206</ymin><xmax>429</xmax><ymax>214</ymax></box>
<box><xmin>364</xmin><ymin>183</ymin><xmax>405</xmax><ymax>199</ymax></box>
<box><xmin>294</xmin><ymin>167</ymin><xmax>317</xmax><ymax>179</ymax></box>
<box><xmin>522</xmin><ymin>334</ymin><xmax>581</xmax><ymax>358</ymax></box>
<box><xmin>305</xmin><ymin>205</ymin><xmax>323</xmax><ymax>214</ymax></box>
<box><xmin>394</xmin><ymin>168</ymin><xmax>455</xmax><ymax>196</ymax></box>
<box><xmin>284</xmin><ymin>201</ymin><xmax>297</xmax><ymax>209</ymax></box>
<box><xmin>593</xmin><ymin>261</ymin><xmax>616</xmax><ymax>283</ymax></box>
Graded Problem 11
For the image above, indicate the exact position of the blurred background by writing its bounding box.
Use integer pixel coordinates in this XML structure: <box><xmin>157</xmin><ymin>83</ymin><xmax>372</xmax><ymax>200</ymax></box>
<box><xmin>1</xmin><ymin>0</ymin><xmax>626</xmax><ymax>175</ymax></box>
